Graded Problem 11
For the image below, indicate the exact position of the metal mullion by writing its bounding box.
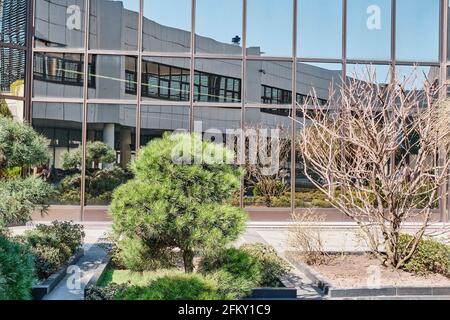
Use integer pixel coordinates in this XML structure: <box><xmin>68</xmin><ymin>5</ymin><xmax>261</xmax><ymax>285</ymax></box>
<box><xmin>80</xmin><ymin>0</ymin><xmax>90</xmax><ymax>221</ymax></box>
<box><xmin>245</xmin><ymin>55</ymin><xmax>294</xmax><ymax>62</ymax></box>
<box><xmin>32</xmin><ymin>97</ymin><xmax>84</xmax><ymax>103</ymax></box>
<box><xmin>85</xmin><ymin>99</ymin><xmax>138</xmax><ymax>105</ymax></box>
<box><xmin>189</xmin><ymin>0</ymin><xmax>196</xmax><ymax>131</ymax></box>
<box><xmin>195</xmin><ymin>53</ymin><xmax>245</xmax><ymax>60</ymax></box>
<box><xmin>245</xmin><ymin>103</ymin><xmax>292</xmax><ymax>109</ymax></box>
<box><xmin>0</xmin><ymin>94</ymin><xmax>25</xmax><ymax>101</ymax></box>
<box><xmin>342</xmin><ymin>0</ymin><xmax>347</xmax><ymax>81</ymax></box>
<box><xmin>440</xmin><ymin>0</ymin><xmax>449</xmax><ymax>222</ymax></box>
<box><xmin>291</xmin><ymin>0</ymin><xmax>297</xmax><ymax>213</ymax></box>
<box><xmin>394</xmin><ymin>61</ymin><xmax>440</xmax><ymax>67</ymax></box>
<box><xmin>33</xmin><ymin>47</ymin><xmax>85</xmax><ymax>54</ymax></box>
<box><xmin>346</xmin><ymin>59</ymin><xmax>395</xmax><ymax>66</ymax></box>
<box><xmin>141</xmin><ymin>51</ymin><xmax>191</xmax><ymax>58</ymax></box>
<box><xmin>87</xmin><ymin>49</ymin><xmax>139</xmax><ymax>56</ymax></box>
<box><xmin>136</xmin><ymin>0</ymin><xmax>144</xmax><ymax>151</ymax></box>
<box><xmin>391</xmin><ymin>0</ymin><xmax>396</xmax><ymax>76</ymax></box>
<box><xmin>297</xmin><ymin>57</ymin><xmax>343</xmax><ymax>64</ymax></box>
<box><xmin>140</xmin><ymin>100</ymin><xmax>190</xmax><ymax>107</ymax></box>
<box><xmin>240</xmin><ymin>0</ymin><xmax>247</xmax><ymax>208</ymax></box>
<box><xmin>0</xmin><ymin>42</ymin><xmax>27</xmax><ymax>51</ymax></box>
<box><xmin>194</xmin><ymin>102</ymin><xmax>242</xmax><ymax>109</ymax></box>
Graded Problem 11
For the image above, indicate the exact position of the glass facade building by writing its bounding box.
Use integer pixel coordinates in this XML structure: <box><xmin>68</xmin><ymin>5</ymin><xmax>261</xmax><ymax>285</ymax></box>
<box><xmin>0</xmin><ymin>0</ymin><xmax>448</xmax><ymax>221</ymax></box>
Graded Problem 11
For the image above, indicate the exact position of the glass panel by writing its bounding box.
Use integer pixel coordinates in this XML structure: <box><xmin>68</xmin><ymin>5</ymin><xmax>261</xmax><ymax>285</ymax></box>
<box><xmin>246</xmin><ymin>60</ymin><xmax>292</xmax><ymax>106</ymax></box>
<box><xmin>347</xmin><ymin>0</ymin><xmax>391</xmax><ymax>60</ymax></box>
<box><xmin>396</xmin><ymin>0</ymin><xmax>439</xmax><ymax>62</ymax></box>
<box><xmin>89</xmin><ymin>0</ymin><xmax>139</xmax><ymax>50</ymax></box>
<box><xmin>33</xmin><ymin>52</ymin><xmax>84</xmax><ymax>98</ymax></box>
<box><xmin>297</xmin><ymin>0</ymin><xmax>342</xmax><ymax>59</ymax></box>
<box><xmin>140</xmin><ymin>105</ymin><xmax>190</xmax><ymax>146</ymax></box>
<box><xmin>85</xmin><ymin>104</ymin><xmax>136</xmax><ymax>205</ymax></box>
<box><xmin>346</xmin><ymin>63</ymin><xmax>391</xmax><ymax>85</ymax></box>
<box><xmin>88</xmin><ymin>55</ymin><xmax>137</xmax><ymax>100</ymax></box>
<box><xmin>141</xmin><ymin>57</ymin><xmax>190</xmax><ymax>102</ymax></box>
<box><xmin>32</xmin><ymin>102</ymin><xmax>83</xmax><ymax>205</ymax></box>
<box><xmin>194</xmin><ymin>59</ymin><xmax>241</xmax><ymax>103</ymax></box>
<box><xmin>0</xmin><ymin>97</ymin><xmax>24</xmax><ymax>121</ymax></box>
<box><xmin>395</xmin><ymin>65</ymin><xmax>439</xmax><ymax>91</ymax></box>
<box><xmin>195</xmin><ymin>0</ymin><xmax>242</xmax><ymax>55</ymax></box>
<box><xmin>244</xmin><ymin>108</ymin><xmax>292</xmax><ymax>208</ymax></box>
<box><xmin>35</xmin><ymin>0</ymin><xmax>86</xmax><ymax>48</ymax></box>
<box><xmin>0</xmin><ymin>47</ymin><xmax>25</xmax><ymax>97</ymax></box>
<box><xmin>0</xmin><ymin>0</ymin><xmax>28</xmax><ymax>46</ymax></box>
<box><xmin>193</xmin><ymin>106</ymin><xmax>242</xmax><ymax>206</ymax></box>
<box><xmin>193</xmin><ymin>106</ymin><xmax>241</xmax><ymax>135</ymax></box>
<box><xmin>295</xmin><ymin>63</ymin><xmax>341</xmax><ymax>208</ymax></box>
<box><xmin>247</xmin><ymin>0</ymin><xmax>293</xmax><ymax>57</ymax></box>
<box><xmin>143</xmin><ymin>0</ymin><xmax>191</xmax><ymax>53</ymax></box>
<box><xmin>296</xmin><ymin>62</ymin><xmax>342</xmax><ymax>107</ymax></box>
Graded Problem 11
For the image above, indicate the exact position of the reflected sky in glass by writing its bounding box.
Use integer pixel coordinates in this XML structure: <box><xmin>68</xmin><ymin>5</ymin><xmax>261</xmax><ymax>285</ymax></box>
<box><xmin>396</xmin><ymin>0</ymin><xmax>439</xmax><ymax>62</ymax></box>
<box><xmin>196</xmin><ymin>0</ymin><xmax>242</xmax><ymax>49</ymax></box>
<box><xmin>346</xmin><ymin>64</ymin><xmax>391</xmax><ymax>84</ymax></box>
<box><xmin>247</xmin><ymin>0</ymin><xmax>293</xmax><ymax>56</ymax></box>
<box><xmin>347</xmin><ymin>0</ymin><xmax>391</xmax><ymax>60</ymax></box>
<box><xmin>143</xmin><ymin>0</ymin><xmax>191</xmax><ymax>32</ymax></box>
<box><xmin>297</xmin><ymin>0</ymin><xmax>342</xmax><ymax>59</ymax></box>
<box><xmin>395</xmin><ymin>66</ymin><xmax>439</xmax><ymax>90</ymax></box>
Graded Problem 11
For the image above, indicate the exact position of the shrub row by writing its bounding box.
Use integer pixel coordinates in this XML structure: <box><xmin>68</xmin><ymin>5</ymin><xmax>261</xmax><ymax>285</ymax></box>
<box><xmin>0</xmin><ymin>235</ymin><xmax>35</xmax><ymax>300</ymax></box>
<box><xmin>399</xmin><ymin>234</ymin><xmax>450</xmax><ymax>277</ymax></box>
<box><xmin>16</xmin><ymin>221</ymin><xmax>85</xmax><ymax>280</ymax></box>
<box><xmin>87</xmin><ymin>243</ymin><xmax>290</xmax><ymax>300</ymax></box>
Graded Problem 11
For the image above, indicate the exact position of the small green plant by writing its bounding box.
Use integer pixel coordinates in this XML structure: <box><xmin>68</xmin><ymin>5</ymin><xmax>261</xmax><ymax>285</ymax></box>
<box><xmin>399</xmin><ymin>234</ymin><xmax>450</xmax><ymax>276</ymax></box>
<box><xmin>0</xmin><ymin>235</ymin><xmax>35</xmax><ymax>300</ymax></box>
<box><xmin>114</xmin><ymin>273</ymin><xmax>222</xmax><ymax>300</ymax></box>
<box><xmin>18</xmin><ymin>221</ymin><xmax>85</xmax><ymax>280</ymax></box>
<box><xmin>112</xmin><ymin>236</ymin><xmax>176</xmax><ymax>272</ymax></box>
<box><xmin>200</xmin><ymin>244</ymin><xmax>290</xmax><ymax>292</ymax></box>
<box><xmin>240</xmin><ymin>243</ymin><xmax>291</xmax><ymax>287</ymax></box>
<box><xmin>199</xmin><ymin>248</ymin><xmax>261</xmax><ymax>285</ymax></box>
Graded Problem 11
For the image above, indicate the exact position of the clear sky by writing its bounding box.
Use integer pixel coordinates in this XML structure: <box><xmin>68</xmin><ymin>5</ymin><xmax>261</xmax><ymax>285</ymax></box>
<box><xmin>115</xmin><ymin>0</ymin><xmax>440</xmax><ymax>62</ymax></box>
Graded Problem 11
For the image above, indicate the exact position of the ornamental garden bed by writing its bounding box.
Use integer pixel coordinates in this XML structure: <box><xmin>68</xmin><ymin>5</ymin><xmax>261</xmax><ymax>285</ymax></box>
<box><xmin>84</xmin><ymin>243</ymin><xmax>295</xmax><ymax>301</ymax></box>
<box><xmin>286</xmin><ymin>252</ymin><xmax>450</xmax><ymax>298</ymax></box>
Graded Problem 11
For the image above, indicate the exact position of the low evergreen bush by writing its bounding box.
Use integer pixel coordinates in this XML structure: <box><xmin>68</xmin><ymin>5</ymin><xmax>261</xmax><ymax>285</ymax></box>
<box><xmin>0</xmin><ymin>235</ymin><xmax>35</xmax><ymax>300</ymax></box>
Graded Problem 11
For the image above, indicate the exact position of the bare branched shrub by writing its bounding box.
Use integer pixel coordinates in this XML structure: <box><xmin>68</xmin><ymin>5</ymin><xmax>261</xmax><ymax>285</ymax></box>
<box><xmin>243</xmin><ymin>123</ymin><xmax>291</xmax><ymax>207</ymax></box>
<box><xmin>290</xmin><ymin>210</ymin><xmax>330</xmax><ymax>265</ymax></box>
<box><xmin>296</xmin><ymin>67</ymin><xmax>450</xmax><ymax>269</ymax></box>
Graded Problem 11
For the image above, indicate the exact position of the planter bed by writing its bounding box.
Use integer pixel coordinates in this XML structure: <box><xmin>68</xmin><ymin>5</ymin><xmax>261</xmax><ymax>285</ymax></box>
<box><xmin>84</xmin><ymin>262</ymin><xmax>296</xmax><ymax>300</ymax></box>
<box><xmin>285</xmin><ymin>252</ymin><xmax>450</xmax><ymax>299</ymax></box>
<box><xmin>32</xmin><ymin>248</ymin><xmax>84</xmax><ymax>300</ymax></box>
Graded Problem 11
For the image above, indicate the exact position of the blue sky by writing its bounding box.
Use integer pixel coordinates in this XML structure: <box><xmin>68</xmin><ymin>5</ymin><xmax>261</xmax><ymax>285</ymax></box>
<box><xmin>116</xmin><ymin>0</ymin><xmax>440</xmax><ymax>62</ymax></box>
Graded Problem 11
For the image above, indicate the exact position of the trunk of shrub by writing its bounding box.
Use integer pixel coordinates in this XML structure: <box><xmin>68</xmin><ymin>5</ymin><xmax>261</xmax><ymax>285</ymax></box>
<box><xmin>183</xmin><ymin>249</ymin><xmax>194</xmax><ymax>273</ymax></box>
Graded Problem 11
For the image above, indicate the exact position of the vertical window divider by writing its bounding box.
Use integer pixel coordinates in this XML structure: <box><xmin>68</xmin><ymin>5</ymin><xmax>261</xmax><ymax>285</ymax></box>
<box><xmin>81</xmin><ymin>0</ymin><xmax>90</xmax><ymax>220</ymax></box>
<box><xmin>240</xmin><ymin>0</ymin><xmax>247</xmax><ymax>208</ymax></box>
<box><xmin>189</xmin><ymin>0</ymin><xmax>196</xmax><ymax>131</ymax></box>
<box><xmin>136</xmin><ymin>0</ymin><xmax>144</xmax><ymax>151</ymax></box>
<box><xmin>291</xmin><ymin>0</ymin><xmax>297</xmax><ymax>213</ymax></box>
<box><xmin>440</xmin><ymin>0</ymin><xmax>449</xmax><ymax>222</ymax></box>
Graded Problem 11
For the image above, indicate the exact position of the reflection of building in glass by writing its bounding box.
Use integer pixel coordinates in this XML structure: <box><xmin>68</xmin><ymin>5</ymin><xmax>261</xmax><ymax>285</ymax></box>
<box><xmin>0</xmin><ymin>0</ymin><xmax>446</xmax><ymax>215</ymax></box>
<box><xmin>0</xmin><ymin>0</ymin><xmax>27</xmax><ymax>45</ymax></box>
<box><xmin>0</xmin><ymin>0</ymin><xmax>27</xmax><ymax>94</ymax></box>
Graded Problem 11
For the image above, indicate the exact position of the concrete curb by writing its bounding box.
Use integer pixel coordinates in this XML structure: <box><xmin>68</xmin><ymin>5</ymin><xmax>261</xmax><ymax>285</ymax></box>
<box><xmin>32</xmin><ymin>248</ymin><xmax>84</xmax><ymax>300</ymax></box>
<box><xmin>287</xmin><ymin>255</ymin><xmax>450</xmax><ymax>298</ymax></box>
<box><xmin>83</xmin><ymin>255</ymin><xmax>111</xmax><ymax>299</ymax></box>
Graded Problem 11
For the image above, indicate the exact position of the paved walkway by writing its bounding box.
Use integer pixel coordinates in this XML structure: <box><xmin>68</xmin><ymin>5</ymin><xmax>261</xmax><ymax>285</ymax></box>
<box><xmin>11</xmin><ymin>225</ymin><xmax>108</xmax><ymax>300</ymax></box>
